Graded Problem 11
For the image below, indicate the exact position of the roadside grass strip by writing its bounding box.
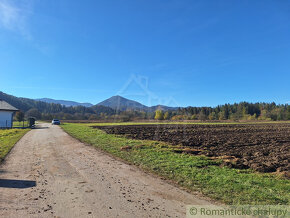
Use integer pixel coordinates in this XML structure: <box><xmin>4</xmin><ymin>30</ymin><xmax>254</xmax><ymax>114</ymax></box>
<box><xmin>0</xmin><ymin>129</ymin><xmax>30</xmax><ymax>161</ymax></box>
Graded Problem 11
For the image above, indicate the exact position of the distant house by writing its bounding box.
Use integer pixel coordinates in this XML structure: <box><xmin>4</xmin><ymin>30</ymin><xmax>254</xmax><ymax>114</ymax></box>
<box><xmin>0</xmin><ymin>100</ymin><xmax>19</xmax><ymax>128</ymax></box>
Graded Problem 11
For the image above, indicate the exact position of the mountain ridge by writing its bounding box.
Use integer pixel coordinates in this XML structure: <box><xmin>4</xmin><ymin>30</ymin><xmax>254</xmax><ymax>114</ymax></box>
<box><xmin>97</xmin><ymin>95</ymin><xmax>177</xmax><ymax>111</ymax></box>
<box><xmin>97</xmin><ymin>95</ymin><xmax>147</xmax><ymax>111</ymax></box>
<box><xmin>1</xmin><ymin>91</ymin><xmax>177</xmax><ymax>112</ymax></box>
<box><xmin>35</xmin><ymin>98</ymin><xmax>93</xmax><ymax>107</ymax></box>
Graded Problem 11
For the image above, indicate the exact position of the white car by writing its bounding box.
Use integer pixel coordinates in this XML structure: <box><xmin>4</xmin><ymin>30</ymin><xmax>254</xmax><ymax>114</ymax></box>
<box><xmin>51</xmin><ymin>119</ymin><xmax>61</xmax><ymax>125</ymax></box>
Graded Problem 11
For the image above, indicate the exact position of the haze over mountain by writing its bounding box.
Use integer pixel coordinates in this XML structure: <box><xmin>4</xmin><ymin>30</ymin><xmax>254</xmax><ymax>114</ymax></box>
<box><xmin>97</xmin><ymin>96</ymin><xmax>147</xmax><ymax>111</ymax></box>
<box><xmin>1</xmin><ymin>91</ymin><xmax>288</xmax><ymax>121</ymax></box>
<box><xmin>36</xmin><ymin>98</ymin><xmax>93</xmax><ymax>107</ymax></box>
<box><xmin>0</xmin><ymin>91</ymin><xmax>176</xmax><ymax>113</ymax></box>
<box><xmin>97</xmin><ymin>95</ymin><xmax>178</xmax><ymax>111</ymax></box>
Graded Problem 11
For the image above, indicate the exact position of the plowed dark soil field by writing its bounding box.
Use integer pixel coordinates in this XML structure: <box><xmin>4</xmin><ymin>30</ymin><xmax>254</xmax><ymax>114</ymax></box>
<box><xmin>93</xmin><ymin>123</ymin><xmax>290</xmax><ymax>174</ymax></box>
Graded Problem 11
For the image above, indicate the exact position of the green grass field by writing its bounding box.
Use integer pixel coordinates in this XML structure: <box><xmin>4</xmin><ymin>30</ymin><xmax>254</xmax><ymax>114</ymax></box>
<box><xmin>61</xmin><ymin>123</ymin><xmax>290</xmax><ymax>205</ymax></box>
<box><xmin>0</xmin><ymin>128</ymin><xmax>30</xmax><ymax>161</ymax></box>
<box><xmin>12</xmin><ymin>121</ymin><xmax>29</xmax><ymax>128</ymax></box>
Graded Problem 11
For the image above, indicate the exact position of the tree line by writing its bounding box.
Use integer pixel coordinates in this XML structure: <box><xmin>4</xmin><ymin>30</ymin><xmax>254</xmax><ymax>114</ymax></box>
<box><xmin>154</xmin><ymin>102</ymin><xmax>289</xmax><ymax>121</ymax></box>
<box><xmin>18</xmin><ymin>102</ymin><xmax>289</xmax><ymax>122</ymax></box>
<box><xmin>2</xmin><ymin>91</ymin><xmax>289</xmax><ymax>121</ymax></box>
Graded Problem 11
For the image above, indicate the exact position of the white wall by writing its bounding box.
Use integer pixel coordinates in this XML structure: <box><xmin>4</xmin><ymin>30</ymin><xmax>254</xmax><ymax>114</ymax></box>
<box><xmin>0</xmin><ymin>111</ymin><xmax>13</xmax><ymax>128</ymax></box>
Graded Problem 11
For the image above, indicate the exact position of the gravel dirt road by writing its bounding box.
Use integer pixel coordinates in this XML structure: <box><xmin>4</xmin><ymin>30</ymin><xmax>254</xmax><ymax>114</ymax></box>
<box><xmin>0</xmin><ymin>123</ymin><xmax>211</xmax><ymax>218</ymax></box>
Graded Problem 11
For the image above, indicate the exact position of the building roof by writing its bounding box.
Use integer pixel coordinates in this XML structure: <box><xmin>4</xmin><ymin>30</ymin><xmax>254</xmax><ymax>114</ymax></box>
<box><xmin>0</xmin><ymin>100</ymin><xmax>19</xmax><ymax>111</ymax></box>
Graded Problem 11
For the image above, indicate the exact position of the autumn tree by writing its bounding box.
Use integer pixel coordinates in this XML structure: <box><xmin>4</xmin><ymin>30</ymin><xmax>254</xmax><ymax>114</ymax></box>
<box><xmin>163</xmin><ymin>111</ymin><xmax>170</xmax><ymax>120</ymax></box>
<box><xmin>154</xmin><ymin>110</ymin><xmax>164</xmax><ymax>120</ymax></box>
<box><xmin>208</xmin><ymin>112</ymin><xmax>217</xmax><ymax>120</ymax></box>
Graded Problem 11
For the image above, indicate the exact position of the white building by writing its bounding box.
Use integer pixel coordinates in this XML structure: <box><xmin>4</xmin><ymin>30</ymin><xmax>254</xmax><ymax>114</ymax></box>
<box><xmin>0</xmin><ymin>100</ymin><xmax>19</xmax><ymax>128</ymax></box>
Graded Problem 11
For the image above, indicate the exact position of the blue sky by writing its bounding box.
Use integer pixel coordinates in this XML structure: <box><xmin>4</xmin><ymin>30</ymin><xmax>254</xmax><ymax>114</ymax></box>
<box><xmin>0</xmin><ymin>0</ymin><xmax>289</xmax><ymax>107</ymax></box>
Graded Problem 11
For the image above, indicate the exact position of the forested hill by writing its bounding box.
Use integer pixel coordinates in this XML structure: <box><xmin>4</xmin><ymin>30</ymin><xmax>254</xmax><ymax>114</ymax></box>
<box><xmin>97</xmin><ymin>95</ymin><xmax>147</xmax><ymax>111</ymax></box>
<box><xmin>0</xmin><ymin>91</ymin><xmax>61</xmax><ymax>113</ymax></box>
<box><xmin>0</xmin><ymin>91</ymin><xmax>115</xmax><ymax>120</ymax></box>
<box><xmin>36</xmin><ymin>98</ymin><xmax>93</xmax><ymax>107</ymax></box>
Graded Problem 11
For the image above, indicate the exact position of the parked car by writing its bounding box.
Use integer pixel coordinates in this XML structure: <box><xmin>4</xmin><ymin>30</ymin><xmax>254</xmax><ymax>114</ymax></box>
<box><xmin>51</xmin><ymin>119</ymin><xmax>61</xmax><ymax>125</ymax></box>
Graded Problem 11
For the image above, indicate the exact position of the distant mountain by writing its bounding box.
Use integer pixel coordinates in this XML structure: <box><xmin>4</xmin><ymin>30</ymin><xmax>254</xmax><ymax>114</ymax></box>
<box><xmin>97</xmin><ymin>95</ymin><xmax>147</xmax><ymax>111</ymax></box>
<box><xmin>0</xmin><ymin>90</ymin><xmax>177</xmax><ymax>116</ymax></box>
<box><xmin>97</xmin><ymin>95</ymin><xmax>177</xmax><ymax>111</ymax></box>
<box><xmin>0</xmin><ymin>91</ymin><xmax>114</xmax><ymax>116</ymax></box>
<box><xmin>149</xmin><ymin>105</ymin><xmax>178</xmax><ymax>112</ymax></box>
<box><xmin>36</xmin><ymin>98</ymin><xmax>93</xmax><ymax>107</ymax></box>
<box><xmin>0</xmin><ymin>91</ymin><xmax>58</xmax><ymax>112</ymax></box>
